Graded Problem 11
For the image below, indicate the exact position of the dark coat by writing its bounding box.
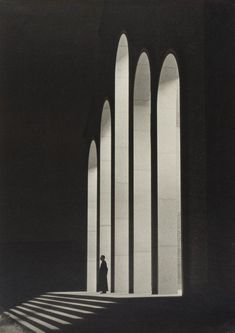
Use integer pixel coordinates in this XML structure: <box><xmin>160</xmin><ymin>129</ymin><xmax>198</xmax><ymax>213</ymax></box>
<box><xmin>98</xmin><ymin>260</ymin><xmax>108</xmax><ymax>292</ymax></box>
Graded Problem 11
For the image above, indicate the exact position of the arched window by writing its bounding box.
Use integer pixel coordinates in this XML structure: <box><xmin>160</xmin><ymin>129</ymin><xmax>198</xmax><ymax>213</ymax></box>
<box><xmin>87</xmin><ymin>141</ymin><xmax>98</xmax><ymax>292</ymax></box>
<box><xmin>100</xmin><ymin>101</ymin><xmax>112</xmax><ymax>291</ymax></box>
<box><xmin>133</xmin><ymin>53</ymin><xmax>152</xmax><ymax>293</ymax></box>
<box><xmin>157</xmin><ymin>54</ymin><xmax>182</xmax><ymax>295</ymax></box>
<box><xmin>115</xmin><ymin>34</ymin><xmax>129</xmax><ymax>293</ymax></box>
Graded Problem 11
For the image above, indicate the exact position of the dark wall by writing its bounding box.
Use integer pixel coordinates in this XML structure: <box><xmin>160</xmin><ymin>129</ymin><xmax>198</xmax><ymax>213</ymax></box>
<box><xmin>0</xmin><ymin>0</ymin><xmax>233</xmax><ymax>310</ymax></box>
<box><xmin>0</xmin><ymin>0</ymin><xmax>105</xmax><ymax>243</ymax></box>
<box><xmin>0</xmin><ymin>241</ymin><xmax>85</xmax><ymax>309</ymax></box>
<box><xmin>205</xmin><ymin>0</ymin><xmax>235</xmax><ymax>304</ymax></box>
<box><xmin>0</xmin><ymin>0</ymin><xmax>105</xmax><ymax>308</ymax></box>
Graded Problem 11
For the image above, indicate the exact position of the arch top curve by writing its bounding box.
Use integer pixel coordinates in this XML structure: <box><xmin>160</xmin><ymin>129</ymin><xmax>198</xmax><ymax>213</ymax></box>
<box><xmin>100</xmin><ymin>100</ymin><xmax>111</xmax><ymax>138</ymax></box>
<box><xmin>136</xmin><ymin>51</ymin><xmax>150</xmax><ymax>66</ymax></box>
<box><xmin>162</xmin><ymin>52</ymin><xmax>178</xmax><ymax>67</ymax></box>
<box><xmin>102</xmin><ymin>99</ymin><xmax>111</xmax><ymax>111</ymax></box>
<box><xmin>134</xmin><ymin>52</ymin><xmax>151</xmax><ymax>84</ymax></box>
<box><xmin>115</xmin><ymin>33</ymin><xmax>129</xmax><ymax>70</ymax></box>
<box><xmin>88</xmin><ymin>140</ymin><xmax>97</xmax><ymax>169</ymax></box>
<box><xmin>117</xmin><ymin>32</ymin><xmax>129</xmax><ymax>49</ymax></box>
<box><xmin>160</xmin><ymin>53</ymin><xmax>179</xmax><ymax>81</ymax></box>
<box><xmin>134</xmin><ymin>51</ymin><xmax>151</xmax><ymax>104</ymax></box>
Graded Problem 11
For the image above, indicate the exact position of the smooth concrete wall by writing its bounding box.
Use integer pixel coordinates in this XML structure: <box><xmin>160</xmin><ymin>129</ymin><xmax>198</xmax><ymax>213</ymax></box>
<box><xmin>205</xmin><ymin>0</ymin><xmax>235</xmax><ymax>302</ymax></box>
<box><xmin>133</xmin><ymin>53</ymin><xmax>151</xmax><ymax>293</ymax></box>
<box><xmin>87</xmin><ymin>141</ymin><xmax>98</xmax><ymax>292</ymax></box>
<box><xmin>115</xmin><ymin>34</ymin><xmax>129</xmax><ymax>293</ymax></box>
<box><xmin>100</xmin><ymin>101</ymin><xmax>112</xmax><ymax>290</ymax></box>
<box><xmin>157</xmin><ymin>54</ymin><xmax>181</xmax><ymax>294</ymax></box>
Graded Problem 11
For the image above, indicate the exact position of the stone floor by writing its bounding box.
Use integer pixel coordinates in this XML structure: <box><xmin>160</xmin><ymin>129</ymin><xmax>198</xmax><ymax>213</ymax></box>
<box><xmin>1</xmin><ymin>292</ymin><xmax>234</xmax><ymax>333</ymax></box>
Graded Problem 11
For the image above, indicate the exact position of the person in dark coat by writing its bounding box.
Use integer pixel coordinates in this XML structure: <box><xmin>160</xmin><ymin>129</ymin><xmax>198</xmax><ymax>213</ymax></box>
<box><xmin>98</xmin><ymin>255</ymin><xmax>108</xmax><ymax>293</ymax></box>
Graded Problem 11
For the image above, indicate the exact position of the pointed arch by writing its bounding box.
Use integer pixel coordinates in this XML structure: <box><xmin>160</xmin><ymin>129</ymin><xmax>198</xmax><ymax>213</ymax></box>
<box><xmin>87</xmin><ymin>140</ymin><xmax>98</xmax><ymax>292</ymax></box>
<box><xmin>115</xmin><ymin>33</ymin><xmax>129</xmax><ymax>293</ymax></box>
<box><xmin>157</xmin><ymin>53</ymin><xmax>182</xmax><ymax>295</ymax></box>
<box><xmin>100</xmin><ymin>100</ymin><xmax>112</xmax><ymax>291</ymax></box>
<box><xmin>133</xmin><ymin>52</ymin><xmax>152</xmax><ymax>293</ymax></box>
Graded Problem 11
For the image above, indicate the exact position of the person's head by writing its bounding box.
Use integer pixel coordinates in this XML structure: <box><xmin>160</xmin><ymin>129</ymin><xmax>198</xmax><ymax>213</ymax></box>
<box><xmin>100</xmin><ymin>255</ymin><xmax>105</xmax><ymax>261</ymax></box>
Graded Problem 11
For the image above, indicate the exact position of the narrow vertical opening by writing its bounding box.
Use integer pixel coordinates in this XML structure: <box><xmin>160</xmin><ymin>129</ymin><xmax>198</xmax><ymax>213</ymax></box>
<box><xmin>114</xmin><ymin>34</ymin><xmax>129</xmax><ymax>293</ymax></box>
<box><xmin>157</xmin><ymin>54</ymin><xmax>182</xmax><ymax>295</ymax></box>
<box><xmin>100</xmin><ymin>101</ymin><xmax>112</xmax><ymax>292</ymax></box>
<box><xmin>133</xmin><ymin>52</ymin><xmax>151</xmax><ymax>294</ymax></box>
<box><xmin>87</xmin><ymin>141</ymin><xmax>98</xmax><ymax>292</ymax></box>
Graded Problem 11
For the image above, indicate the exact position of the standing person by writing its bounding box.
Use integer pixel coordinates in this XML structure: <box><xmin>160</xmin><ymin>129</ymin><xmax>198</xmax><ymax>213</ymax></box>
<box><xmin>98</xmin><ymin>255</ymin><xmax>108</xmax><ymax>294</ymax></box>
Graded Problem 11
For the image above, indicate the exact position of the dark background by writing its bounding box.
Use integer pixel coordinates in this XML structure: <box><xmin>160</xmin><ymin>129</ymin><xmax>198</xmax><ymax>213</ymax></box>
<box><xmin>0</xmin><ymin>0</ymin><xmax>234</xmax><ymax>316</ymax></box>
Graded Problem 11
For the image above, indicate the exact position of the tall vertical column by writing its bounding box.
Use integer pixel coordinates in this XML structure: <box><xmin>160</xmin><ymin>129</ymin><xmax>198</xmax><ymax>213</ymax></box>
<box><xmin>87</xmin><ymin>141</ymin><xmax>98</xmax><ymax>292</ymax></box>
<box><xmin>115</xmin><ymin>34</ymin><xmax>129</xmax><ymax>293</ymax></box>
<box><xmin>157</xmin><ymin>54</ymin><xmax>181</xmax><ymax>295</ymax></box>
<box><xmin>100</xmin><ymin>101</ymin><xmax>112</xmax><ymax>291</ymax></box>
<box><xmin>133</xmin><ymin>53</ymin><xmax>152</xmax><ymax>294</ymax></box>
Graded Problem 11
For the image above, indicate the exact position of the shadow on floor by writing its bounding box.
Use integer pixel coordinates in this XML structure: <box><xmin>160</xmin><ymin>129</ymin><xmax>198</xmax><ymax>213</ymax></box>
<box><xmin>1</xmin><ymin>292</ymin><xmax>235</xmax><ymax>333</ymax></box>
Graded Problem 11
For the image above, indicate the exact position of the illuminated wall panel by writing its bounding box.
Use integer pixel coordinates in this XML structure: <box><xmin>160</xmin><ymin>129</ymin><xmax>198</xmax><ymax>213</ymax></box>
<box><xmin>100</xmin><ymin>101</ymin><xmax>112</xmax><ymax>291</ymax></box>
<box><xmin>133</xmin><ymin>53</ymin><xmax>151</xmax><ymax>294</ymax></box>
<box><xmin>87</xmin><ymin>141</ymin><xmax>98</xmax><ymax>292</ymax></box>
<box><xmin>157</xmin><ymin>54</ymin><xmax>182</xmax><ymax>295</ymax></box>
<box><xmin>115</xmin><ymin>34</ymin><xmax>129</xmax><ymax>293</ymax></box>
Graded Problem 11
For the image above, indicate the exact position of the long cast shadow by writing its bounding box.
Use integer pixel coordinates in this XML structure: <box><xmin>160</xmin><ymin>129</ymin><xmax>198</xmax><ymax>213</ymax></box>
<box><xmin>2</xmin><ymin>292</ymin><xmax>235</xmax><ymax>333</ymax></box>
